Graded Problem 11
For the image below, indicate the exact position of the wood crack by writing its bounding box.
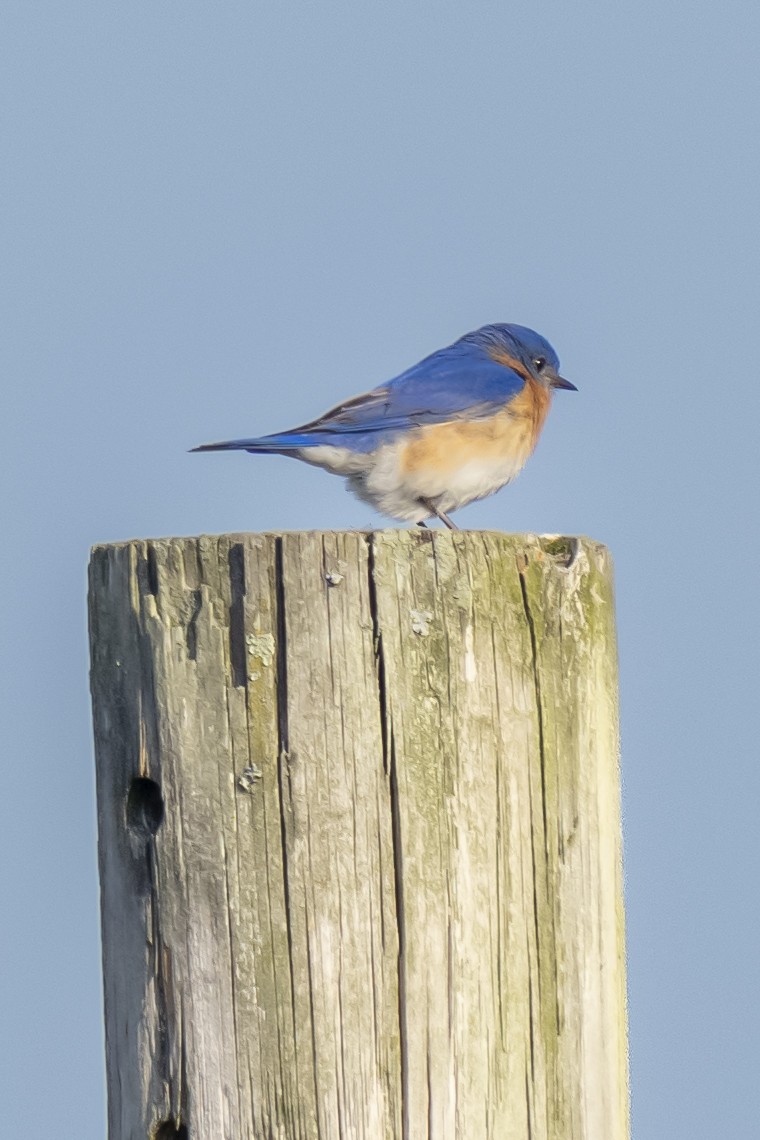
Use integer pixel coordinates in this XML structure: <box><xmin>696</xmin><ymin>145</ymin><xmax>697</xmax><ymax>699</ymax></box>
<box><xmin>274</xmin><ymin>538</ymin><xmax>302</xmax><ymax>1104</ymax></box>
<box><xmin>366</xmin><ymin>534</ymin><xmax>409</xmax><ymax>1140</ymax></box>
<box><xmin>517</xmin><ymin>557</ymin><xmax>548</xmax><ymax>851</ymax></box>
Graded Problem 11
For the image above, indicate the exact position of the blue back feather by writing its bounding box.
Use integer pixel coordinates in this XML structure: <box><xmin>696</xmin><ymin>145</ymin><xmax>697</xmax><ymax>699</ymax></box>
<box><xmin>194</xmin><ymin>324</ymin><xmax>559</xmax><ymax>455</ymax></box>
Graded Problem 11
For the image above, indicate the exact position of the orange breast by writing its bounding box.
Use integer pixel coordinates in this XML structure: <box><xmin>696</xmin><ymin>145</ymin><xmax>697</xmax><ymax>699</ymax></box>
<box><xmin>400</xmin><ymin>377</ymin><xmax>552</xmax><ymax>476</ymax></box>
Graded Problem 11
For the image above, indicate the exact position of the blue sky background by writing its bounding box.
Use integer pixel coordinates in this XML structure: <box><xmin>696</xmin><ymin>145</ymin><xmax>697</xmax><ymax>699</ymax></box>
<box><xmin>2</xmin><ymin>2</ymin><xmax>759</xmax><ymax>1135</ymax></box>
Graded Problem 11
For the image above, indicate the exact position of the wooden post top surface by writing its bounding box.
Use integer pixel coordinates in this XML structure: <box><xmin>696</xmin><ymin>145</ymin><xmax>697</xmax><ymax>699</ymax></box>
<box><xmin>91</xmin><ymin>527</ymin><xmax>607</xmax><ymax>551</ymax></box>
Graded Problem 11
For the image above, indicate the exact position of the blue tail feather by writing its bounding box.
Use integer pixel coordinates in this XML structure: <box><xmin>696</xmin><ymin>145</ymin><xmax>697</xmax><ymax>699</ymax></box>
<box><xmin>192</xmin><ymin>428</ymin><xmax>387</xmax><ymax>454</ymax></box>
<box><xmin>191</xmin><ymin>432</ymin><xmax>312</xmax><ymax>453</ymax></box>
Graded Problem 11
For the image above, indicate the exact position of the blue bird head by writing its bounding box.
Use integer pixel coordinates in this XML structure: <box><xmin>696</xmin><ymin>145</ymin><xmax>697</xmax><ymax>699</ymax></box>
<box><xmin>464</xmin><ymin>323</ymin><xmax>576</xmax><ymax>391</ymax></box>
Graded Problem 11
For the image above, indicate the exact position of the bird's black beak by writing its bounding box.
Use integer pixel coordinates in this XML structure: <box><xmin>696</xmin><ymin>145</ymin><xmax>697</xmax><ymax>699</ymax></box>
<box><xmin>548</xmin><ymin>369</ymin><xmax>577</xmax><ymax>391</ymax></box>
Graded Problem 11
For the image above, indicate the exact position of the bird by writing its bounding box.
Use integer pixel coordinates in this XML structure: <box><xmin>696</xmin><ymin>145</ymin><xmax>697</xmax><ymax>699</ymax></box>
<box><xmin>192</xmin><ymin>323</ymin><xmax>576</xmax><ymax>529</ymax></box>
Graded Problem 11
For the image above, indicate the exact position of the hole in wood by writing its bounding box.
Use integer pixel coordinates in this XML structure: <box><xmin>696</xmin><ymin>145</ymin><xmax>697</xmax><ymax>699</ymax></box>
<box><xmin>154</xmin><ymin>1122</ymin><xmax>188</xmax><ymax>1139</ymax></box>
<box><xmin>126</xmin><ymin>778</ymin><xmax>165</xmax><ymax>839</ymax></box>
<box><xmin>542</xmin><ymin>535</ymin><xmax>580</xmax><ymax>568</ymax></box>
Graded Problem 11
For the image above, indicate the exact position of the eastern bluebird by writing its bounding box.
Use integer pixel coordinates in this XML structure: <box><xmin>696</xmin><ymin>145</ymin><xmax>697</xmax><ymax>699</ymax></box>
<box><xmin>192</xmin><ymin>323</ymin><xmax>576</xmax><ymax>529</ymax></box>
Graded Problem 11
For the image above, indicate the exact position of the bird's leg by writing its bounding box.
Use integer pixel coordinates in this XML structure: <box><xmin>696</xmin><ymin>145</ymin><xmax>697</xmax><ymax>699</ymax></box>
<box><xmin>436</xmin><ymin>509</ymin><xmax>459</xmax><ymax>531</ymax></box>
<box><xmin>419</xmin><ymin>498</ymin><xmax>459</xmax><ymax>531</ymax></box>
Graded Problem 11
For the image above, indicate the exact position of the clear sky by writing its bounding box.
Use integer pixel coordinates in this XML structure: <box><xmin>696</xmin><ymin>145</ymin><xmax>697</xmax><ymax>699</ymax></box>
<box><xmin>2</xmin><ymin>2</ymin><xmax>759</xmax><ymax>1136</ymax></box>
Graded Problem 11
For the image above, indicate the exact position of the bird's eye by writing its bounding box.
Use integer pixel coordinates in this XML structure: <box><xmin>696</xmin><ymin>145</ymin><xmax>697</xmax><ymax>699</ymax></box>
<box><xmin>533</xmin><ymin>357</ymin><xmax>546</xmax><ymax>371</ymax></box>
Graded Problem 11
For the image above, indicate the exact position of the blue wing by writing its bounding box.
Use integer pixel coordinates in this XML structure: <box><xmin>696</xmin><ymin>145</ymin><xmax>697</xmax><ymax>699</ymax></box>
<box><xmin>193</xmin><ymin>341</ymin><xmax>526</xmax><ymax>455</ymax></box>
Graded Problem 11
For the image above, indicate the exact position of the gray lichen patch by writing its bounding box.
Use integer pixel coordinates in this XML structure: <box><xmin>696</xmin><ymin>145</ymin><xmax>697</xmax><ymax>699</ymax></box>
<box><xmin>245</xmin><ymin>632</ymin><xmax>275</xmax><ymax>667</ymax></box>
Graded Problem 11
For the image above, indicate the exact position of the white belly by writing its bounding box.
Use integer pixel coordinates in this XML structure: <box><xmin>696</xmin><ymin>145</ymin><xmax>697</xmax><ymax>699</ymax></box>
<box><xmin>348</xmin><ymin>442</ymin><xmax>529</xmax><ymax>522</ymax></box>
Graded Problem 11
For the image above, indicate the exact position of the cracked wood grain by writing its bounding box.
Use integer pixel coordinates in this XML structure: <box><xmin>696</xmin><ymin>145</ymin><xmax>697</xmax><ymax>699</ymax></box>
<box><xmin>89</xmin><ymin>530</ymin><xmax>627</xmax><ymax>1140</ymax></box>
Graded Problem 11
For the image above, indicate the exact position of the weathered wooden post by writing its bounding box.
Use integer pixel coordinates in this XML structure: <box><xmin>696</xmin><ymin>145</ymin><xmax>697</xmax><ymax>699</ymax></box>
<box><xmin>88</xmin><ymin>530</ymin><xmax>627</xmax><ymax>1140</ymax></box>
